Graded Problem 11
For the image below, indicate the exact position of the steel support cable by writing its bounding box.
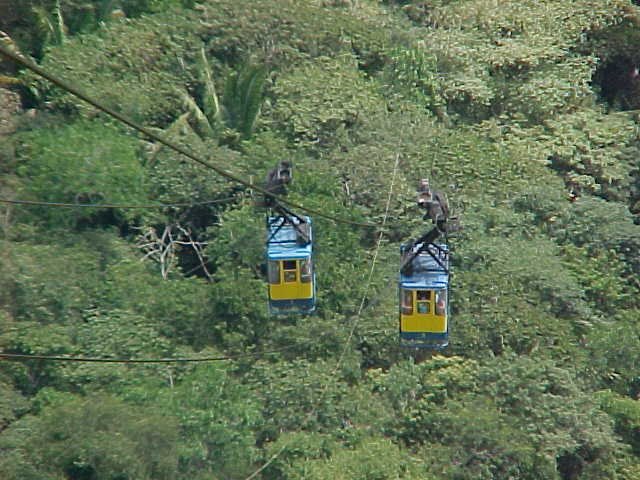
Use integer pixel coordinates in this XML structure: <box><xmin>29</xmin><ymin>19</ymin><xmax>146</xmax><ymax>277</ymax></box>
<box><xmin>243</xmin><ymin>154</ymin><xmax>400</xmax><ymax>480</ymax></box>
<box><xmin>0</xmin><ymin>196</ymin><xmax>238</xmax><ymax>209</ymax></box>
<box><xmin>0</xmin><ymin>328</ymin><xmax>357</xmax><ymax>365</ymax></box>
<box><xmin>0</xmin><ymin>344</ymin><xmax>301</xmax><ymax>364</ymax></box>
<box><xmin>0</xmin><ymin>45</ymin><xmax>380</xmax><ymax>230</ymax></box>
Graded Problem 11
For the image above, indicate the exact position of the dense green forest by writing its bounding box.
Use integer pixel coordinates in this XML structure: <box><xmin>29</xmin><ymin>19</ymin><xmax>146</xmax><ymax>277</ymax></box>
<box><xmin>1</xmin><ymin>0</ymin><xmax>640</xmax><ymax>478</ymax></box>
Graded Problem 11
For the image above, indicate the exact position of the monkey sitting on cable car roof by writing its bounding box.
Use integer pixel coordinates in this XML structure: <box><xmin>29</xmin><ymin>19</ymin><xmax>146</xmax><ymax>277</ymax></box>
<box><xmin>263</xmin><ymin>161</ymin><xmax>292</xmax><ymax>207</ymax></box>
<box><xmin>417</xmin><ymin>178</ymin><xmax>449</xmax><ymax>227</ymax></box>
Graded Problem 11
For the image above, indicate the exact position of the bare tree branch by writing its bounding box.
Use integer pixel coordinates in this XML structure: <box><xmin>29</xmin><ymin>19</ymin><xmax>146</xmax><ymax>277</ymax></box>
<box><xmin>136</xmin><ymin>223</ymin><xmax>212</xmax><ymax>281</ymax></box>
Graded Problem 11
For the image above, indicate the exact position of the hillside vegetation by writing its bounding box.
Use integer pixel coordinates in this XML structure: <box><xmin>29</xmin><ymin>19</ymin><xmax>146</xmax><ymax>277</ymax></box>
<box><xmin>1</xmin><ymin>1</ymin><xmax>640</xmax><ymax>479</ymax></box>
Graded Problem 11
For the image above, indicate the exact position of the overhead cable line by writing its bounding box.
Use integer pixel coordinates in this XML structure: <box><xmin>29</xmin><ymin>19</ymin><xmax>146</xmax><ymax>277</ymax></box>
<box><xmin>244</xmin><ymin>154</ymin><xmax>400</xmax><ymax>480</ymax></box>
<box><xmin>0</xmin><ymin>196</ymin><xmax>238</xmax><ymax>209</ymax></box>
<box><xmin>0</xmin><ymin>345</ymin><xmax>298</xmax><ymax>364</ymax></box>
<box><xmin>0</xmin><ymin>45</ymin><xmax>380</xmax><ymax>230</ymax></box>
<box><xmin>0</xmin><ymin>325</ymin><xmax>374</xmax><ymax>366</ymax></box>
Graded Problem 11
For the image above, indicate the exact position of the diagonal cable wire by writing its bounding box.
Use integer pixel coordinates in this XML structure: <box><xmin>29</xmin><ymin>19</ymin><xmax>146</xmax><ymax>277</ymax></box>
<box><xmin>0</xmin><ymin>196</ymin><xmax>238</xmax><ymax>209</ymax></box>
<box><xmin>331</xmin><ymin>153</ymin><xmax>399</xmax><ymax>371</ymax></box>
<box><xmin>243</xmin><ymin>153</ymin><xmax>400</xmax><ymax>480</ymax></box>
<box><xmin>0</xmin><ymin>44</ymin><xmax>379</xmax><ymax>229</ymax></box>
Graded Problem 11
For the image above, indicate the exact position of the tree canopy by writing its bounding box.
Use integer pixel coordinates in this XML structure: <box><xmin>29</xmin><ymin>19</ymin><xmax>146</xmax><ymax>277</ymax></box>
<box><xmin>1</xmin><ymin>1</ymin><xmax>640</xmax><ymax>479</ymax></box>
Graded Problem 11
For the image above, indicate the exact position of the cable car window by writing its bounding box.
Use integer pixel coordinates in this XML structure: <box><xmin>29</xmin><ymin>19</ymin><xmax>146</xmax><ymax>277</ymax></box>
<box><xmin>435</xmin><ymin>290</ymin><xmax>447</xmax><ymax>316</ymax></box>
<box><xmin>283</xmin><ymin>260</ymin><xmax>297</xmax><ymax>283</ymax></box>
<box><xmin>401</xmin><ymin>289</ymin><xmax>413</xmax><ymax>315</ymax></box>
<box><xmin>417</xmin><ymin>290</ymin><xmax>431</xmax><ymax>301</ymax></box>
<box><xmin>300</xmin><ymin>258</ymin><xmax>312</xmax><ymax>283</ymax></box>
<box><xmin>268</xmin><ymin>261</ymin><xmax>280</xmax><ymax>284</ymax></box>
<box><xmin>416</xmin><ymin>290</ymin><xmax>430</xmax><ymax>314</ymax></box>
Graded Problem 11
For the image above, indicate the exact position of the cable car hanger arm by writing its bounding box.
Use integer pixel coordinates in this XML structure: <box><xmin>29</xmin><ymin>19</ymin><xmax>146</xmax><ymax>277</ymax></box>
<box><xmin>266</xmin><ymin>204</ymin><xmax>311</xmax><ymax>245</ymax></box>
<box><xmin>400</xmin><ymin>225</ymin><xmax>449</xmax><ymax>274</ymax></box>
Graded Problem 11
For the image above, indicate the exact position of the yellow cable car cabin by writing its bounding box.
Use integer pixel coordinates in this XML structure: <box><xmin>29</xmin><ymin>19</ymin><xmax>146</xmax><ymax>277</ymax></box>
<box><xmin>266</xmin><ymin>215</ymin><xmax>316</xmax><ymax>314</ymax></box>
<box><xmin>399</xmin><ymin>243</ymin><xmax>449</xmax><ymax>349</ymax></box>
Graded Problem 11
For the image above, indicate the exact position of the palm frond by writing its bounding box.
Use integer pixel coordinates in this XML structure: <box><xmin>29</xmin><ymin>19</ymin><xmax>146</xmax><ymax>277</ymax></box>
<box><xmin>52</xmin><ymin>0</ymin><xmax>66</xmax><ymax>45</ymax></box>
<box><xmin>238</xmin><ymin>64</ymin><xmax>267</xmax><ymax>138</ymax></box>
<box><xmin>222</xmin><ymin>69</ymin><xmax>240</xmax><ymax>129</ymax></box>
<box><xmin>222</xmin><ymin>62</ymin><xmax>267</xmax><ymax>139</ymax></box>
<box><xmin>198</xmin><ymin>46</ymin><xmax>221</xmax><ymax>125</ymax></box>
<box><xmin>32</xmin><ymin>1</ymin><xmax>66</xmax><ymax>47</ymax></box>
<box><xmin>31</xmin><ymin>6</ymin><xmax>55</xmax><ymax>43</ymax></box>
<box><xmin>181</xmin><ymin>91</ymin><xmax>214</xmax><ymax>139</ymax></box>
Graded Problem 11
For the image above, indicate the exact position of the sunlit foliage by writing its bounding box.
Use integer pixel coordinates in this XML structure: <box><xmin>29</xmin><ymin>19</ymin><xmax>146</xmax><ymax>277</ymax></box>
<box><xmin>1</xmin><ymin>0</ymin><xmax>640</xmax><ymax>478</ymax></box>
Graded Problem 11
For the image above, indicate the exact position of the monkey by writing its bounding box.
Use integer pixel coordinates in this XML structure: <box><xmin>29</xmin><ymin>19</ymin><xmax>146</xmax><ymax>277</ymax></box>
<box><xmin>417</xmin><ymin>178</ymin><xmax>449</xmax><ymax>225</ymax></box>
<box><xmin>263</xmin><ymin>161</ymin><xmax>292</xmax><ymax>207</ymax></box>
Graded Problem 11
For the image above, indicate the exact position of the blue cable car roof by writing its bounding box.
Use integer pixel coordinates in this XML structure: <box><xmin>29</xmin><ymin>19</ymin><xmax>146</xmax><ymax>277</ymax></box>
<box><xmin>400</xmin><ymin>243</ymin><xmax>448</xmax><ymax>290</ymax></box>
<box><xmin>266</xmin><ymin>215</ymin><xmax>313</xmax><ymax>260</ymax></box>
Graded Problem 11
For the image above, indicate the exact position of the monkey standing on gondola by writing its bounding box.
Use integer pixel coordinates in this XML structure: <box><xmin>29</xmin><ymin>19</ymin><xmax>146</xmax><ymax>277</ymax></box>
<box><xmin>263</xmin><ymin>161</ymin><xmax>292</xmax><ymax>207</ymax></box>
<box><xmin>417</xmin><ymin>178</ymin><xmax>449</xmax><ymax>228</ymax></box>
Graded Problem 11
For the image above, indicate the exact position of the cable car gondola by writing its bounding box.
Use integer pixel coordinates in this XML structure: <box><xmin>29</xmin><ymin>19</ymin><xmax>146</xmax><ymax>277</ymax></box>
<box><xmin>266</xmin><ymin>214</ymin><xmax>316</xmax><ymax>314</ymax></box>
<box><xmin>399</xmin><ymin>242</ymin><xmax>449</xmax><ymax>349</ymax></box>
<box><xmin>399</xmin><ymin>178</ymin><xmax>457</xmax><ymax>349</ymax></box>
<box><xmin>262</xmin><ymin>161</ymin><xmax>316</xmax><ymax>315</ymax></box>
